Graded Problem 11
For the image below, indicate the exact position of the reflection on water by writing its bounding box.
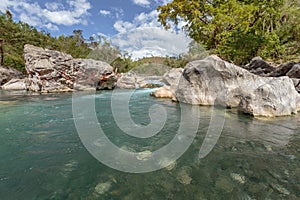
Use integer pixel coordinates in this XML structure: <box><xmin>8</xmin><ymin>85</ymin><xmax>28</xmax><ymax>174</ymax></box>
<box><xmin>0</xmin><ymin>90</ymin><xmax>299</xmax><ymax>199</ymax></box>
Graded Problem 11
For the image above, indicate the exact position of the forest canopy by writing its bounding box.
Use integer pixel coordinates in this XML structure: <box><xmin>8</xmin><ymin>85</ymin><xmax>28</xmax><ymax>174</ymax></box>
<box><xmin>157</xmin><ymin>0</ymin><xmax>300</xmax><ymax>64</ymax></box>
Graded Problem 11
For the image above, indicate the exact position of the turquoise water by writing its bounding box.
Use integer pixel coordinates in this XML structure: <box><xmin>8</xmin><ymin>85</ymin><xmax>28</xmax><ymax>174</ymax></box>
<box><xmin>0</xmin><ymin>89</ymin><xmax>299</xmax><ymax>199</ymax></box>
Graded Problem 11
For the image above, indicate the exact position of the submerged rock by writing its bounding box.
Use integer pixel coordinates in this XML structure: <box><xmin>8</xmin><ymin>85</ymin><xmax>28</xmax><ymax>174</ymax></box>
<box><xmin>175</xmin><ymin>55</ymin><xmax>300</xmax><ymax>117</ymax></box>
<box><xmin>136</xmin><ymin>150</ymin><xmax>152</xmax><ymax>161</ymax></box>
<box><xmin>94</xmin><ymin>181</ymin><xmax>112</xmax><ymax>195</ymax></box>
<box><xmin>177</xmin><ymin>168</ymin><xmax>192</xmax><ymax>185</ymax></box>
<box><xmin>270</xmin><ymin>183</ymin><xmax>290</xmax><ymax>195</ymax></box>
<box><xmin>230</xmin><ymin>173</ymin><xmax>246</xmax><ymax>184</ymax></box>
<box><xmin>158</xmin><ymin>158</ymin><xmax>177</xmax><ymax>171</ymax></box>
<box><xmin>215</xmin><ymin>177</ymin><xmax>234</xmax><ymax>193</ymax></box>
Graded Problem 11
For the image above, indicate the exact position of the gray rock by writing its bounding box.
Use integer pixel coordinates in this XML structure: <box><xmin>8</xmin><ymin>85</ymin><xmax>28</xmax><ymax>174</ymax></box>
<box><xmin>238</xmin><ymin>77</ymin><xmax>300</xmax><ymax>117</ymax></box>
<box><xmin>245</xmin><ymin>58</ymin><xmax>300</xmax><ymax>92</ymax></box>
<box><xmin>116</xmin><ymin>72</ymin><xmax>164</xmax><ymax>89</ymax></box>
<box><xmin>0</xmin><ymin>66</ymin><xmax>23</xmax><ymax>86</ymax></box>
<box><xmin>150</xmin><ymin>86</ymin><xmax>176</xmax><ymax>101</ymax></box>
<box><xmin>244</xmin><ymin>57</ymin><xmax>275</xmax><ymax>76</ymax></box>
<box><xmin>137</xmin><ymin>76</ymin><xmax>164</xmax><ymax>88</ymax></box>
<box><xmin>24</xmin><ymin>44</ymin><xmax>117</xmax><ymax>92</ymax></box>
<box><xmin>175</xmin><ymin>55</ymin><xmax>300</xmax><ymax>117</ymax></box>
<box><xmin>116</xmin><ymin>72</ymin><xmax>137</xmax><ymax>89</ymax></box>
<box><xmin>1</xmin><ymin>78</ymin><xmax>26</xmax><ymax>90</ymax></box>
<box><xmin>269</xmin><ymin>62</ymin><xmax>296</xmax><ymax>77</ymax></box>
<box><xmin>291</xmin><ymin>78</ymin><xmax>300</xmax><ymax>92</ymax></box>
<box><xmin>163</xmin><ymin>68</ymin><xmax>183</xmax><ymax>88</ymax></box>
<box><xmin>286</xmin><ymin>64</ymin><xmax>300</xmax><ymax>78</ymax></box>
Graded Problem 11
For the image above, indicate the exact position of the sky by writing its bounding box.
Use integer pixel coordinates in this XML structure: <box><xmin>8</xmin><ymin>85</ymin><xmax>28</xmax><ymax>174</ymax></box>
<box><xmin>0</xmin><ymin>0</ymin><xmax>191</xmax><ymax>59</ymax></box>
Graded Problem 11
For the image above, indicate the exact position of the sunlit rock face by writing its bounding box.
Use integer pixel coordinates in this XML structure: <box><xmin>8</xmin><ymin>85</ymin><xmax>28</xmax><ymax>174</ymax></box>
<box><xmin>0</xmin><ymin>65</ymin><xmax>23</xmax><ymax>86</ymax></box>
<box><xmin>23</xmin><ymin>44</ymin><xmax>117</xmax><ymax>93</ymax></box>
<box><xmin>175</xmin><ymin>55</ymin><xmax>300</xmax><ymax>117</ymax></box>
<box><xmin>1</xmin><ymin>78</ymin><xmax>26</xmax><ymax>90</ymax></box>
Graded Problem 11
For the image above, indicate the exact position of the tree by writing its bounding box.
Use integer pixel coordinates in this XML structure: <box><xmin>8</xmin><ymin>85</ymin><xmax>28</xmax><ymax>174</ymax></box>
<box><xmin>181</xmin><ymin>40</ymin><xmax>209</xmax><ymax>61</ymax></box>
<box><xmin>0</xmin><ymin>12</ymin><xmax>92</xmax><ymax>70</ymax></box>
<box><xmin>0</xmin><ymin>38</ymin><xmax>3</xmax><ymax>66</ymax></box>
<box><xmin>87</xmin><ymin>35</ymin><xmax>121</xmax><ymax>64</ymax></box>
<box><xmin>157</xmin><ymin>0</ymin><xmax>299</xmax><ymax>64</ymax></box>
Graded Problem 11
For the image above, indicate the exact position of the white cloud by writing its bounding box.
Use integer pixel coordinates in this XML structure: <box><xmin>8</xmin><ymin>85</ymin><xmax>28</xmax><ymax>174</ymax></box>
<box><xmin>0</xmin><ymin>0</ymin><xmax>92</xmax><ymax>31</ymax></box>
<box><xmin>132</xmin><ymin>0</ymin><xmax>150</xmax><ymax>6</ymax></box>
<box><xmin>99</xmin><ymin>10</ymin><xmax>111</xmax><ymax>16</ymax></box>
<box><xmin>113</xmin><ymin>21</ymin><xmax>135</xmax><ymax>34</ymax></box>
<box><xmin>111</xmin><ymin>10</ymin><xmax>191</xmax><ymax>59</ymax></box>
<box><xmin>45</xmin><ymin>2</ymin><xmax>65</xmax><ymax>11</ymax></box>
<box><xmin>112</xmin><ymin>7</ymin><xmax>124</xmax><ymax>19</ymax></box>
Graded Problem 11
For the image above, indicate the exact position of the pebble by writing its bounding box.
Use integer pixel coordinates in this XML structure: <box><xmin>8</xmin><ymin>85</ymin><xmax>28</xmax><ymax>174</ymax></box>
<box><xmin>159</xmin><ymin>158</ymin><xmax>177</xmax><ymax>171</ymax></box>
<box><xmin>177</xmin><ymin>169</ymin><xmax>192</xmax><ymax>185</ymax></box>
<box><xmin>136</xmin><ymin>150</ymin><xmax>152</xmax><ymax>161</ymax></box>
<box><xmin>230</xmin><ymin>173</ymin><xmax>246</xmax><ymax>184</ymax></box>
<box><xmin>270</xmin><ymin>183</ymin><xmax>290</xmax><ymax>195</ymax></box>
<box><xmin>94</xmin><ymin>181</ymin><xmax>112</xmax><ymax>195</ymax></box>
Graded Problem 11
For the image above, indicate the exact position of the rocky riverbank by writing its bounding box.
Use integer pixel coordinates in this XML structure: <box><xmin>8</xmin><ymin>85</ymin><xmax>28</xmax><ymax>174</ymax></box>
<box><xmin>153</xmin><ymin>55</ymin><xmax>300</xmax><ymax>117</ymax></box>
<box><xmin>1</xmin><ymin>45</ymin><xmax>300</xmax><ymax>117</ymax></box>
<box><xmin>1</xmin><ymin>45</ymin><xmax>118</xmax><ymax>92</ymax></box>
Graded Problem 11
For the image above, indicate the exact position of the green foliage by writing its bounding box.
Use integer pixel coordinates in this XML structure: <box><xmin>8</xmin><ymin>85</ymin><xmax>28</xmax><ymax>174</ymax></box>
<box><xmin>157</xmin><ymin>0</ymin><xmax>300</xmax><ymax>65</ymax></box>
<box><xmin>111</xmin><ymin>56</ymin><xmax>137</xmax><ymax>73</ymax></box>
<box><xmin>87</xmin><ymin>35</ymin><xmax>121</xmax><ymax>64</ymax></box>
<box><xmin>0</xmin><ymin>12</ymin><xmax>91</xmax><ymax>71</ymax></box>
<box><xmin>131</xmin><ymin>63</ymin><xmax>171</xmax><ymax>76</ymax></box>
<box><xmin>181</xmin><ymin>41</ymin><xmax>209</xmax><ymax>62</ymax></box>
<box><xmin>163</xmin><ymin>56</ymin><xmax>188</xmax><ymax>68</ymax></box>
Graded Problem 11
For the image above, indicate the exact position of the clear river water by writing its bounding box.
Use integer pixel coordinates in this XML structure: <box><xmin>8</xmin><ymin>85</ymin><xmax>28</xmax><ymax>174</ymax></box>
<box><xmin>0</xmin><ymin>89</ymin><xmax>299</xmax><ymax>200</ymax></box>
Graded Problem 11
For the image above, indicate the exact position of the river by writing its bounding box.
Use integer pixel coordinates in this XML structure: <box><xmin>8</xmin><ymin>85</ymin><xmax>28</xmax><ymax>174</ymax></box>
<box><xmin>0</xmin><ymin>89</ymin><xmax>299</xmax><ymax>199</ymax></box>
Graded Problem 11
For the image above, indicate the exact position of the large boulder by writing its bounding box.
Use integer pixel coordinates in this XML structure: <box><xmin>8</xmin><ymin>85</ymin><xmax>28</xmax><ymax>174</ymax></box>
<box><xmin>163</xmin><ymin>68</ymin><xmax>183</xmax><ymax>88</ymax></box>
<box><xmin>24</xmin><ymin>44</ymin><xmax>117</xmax><ymax>92</ymax></box>
<box><xmin>149</xmin><ymin>68</ymin><xmax>183</xmax><ymax>101</ymax></box>
<box><xmin>238</xmin><ymin>77</ymin><xmax>300</xmax><ymax>117</ymax></box>
<box><xmin>116</xmin><ymin>72</ymin><xmax>137</xmax><ymax>89</ymax></box>
<box><xmin>175</xmin><ymin>55</ymin><xmax>300</xmax><ymax>117</ymax></box>
<box><xmin>0</xmin><ymin>66</ymin><xmax>23</xmax><ymax>86</ymax></box>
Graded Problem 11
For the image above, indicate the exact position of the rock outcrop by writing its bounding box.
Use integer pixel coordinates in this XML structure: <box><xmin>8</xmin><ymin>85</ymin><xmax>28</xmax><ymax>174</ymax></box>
<box><xmin>23</xmin><ymin>44</ymin><xmax>117</xmax><ymax>92</ymax></box>
<box><xmin>245</xmin><ymin>57</ymin><xmax>300</xmax><ymax>79</ymax></box>
<box><xmin>149</xmin><ymin>68</ymin><xmax>183</xmax><ymax>101</ymax></box>
<box><xmin>162</xmin><ymin>68</ymin><xmax>183</xmax><ymax>88</ymax></box>
<box><xmin>150</xmin><ymin>86</ymin><xmax>176</xmax><ymax>101</ymax></box>
<box><xmin>116</xmin><ymin>72</ymin><xmax>137</xmax><ymax>89</ymax></box>
<box><xmin>175</xmin><ymin>55</ymin><xmax>300</xmax><ymax>117</ymax></box>
<box><xmin>238</xmin><ymin>77</ymin><xmax>300</xmax><ymax>117</ymax></box>
<box><xmin>0</xmin><ymin>66</ymin><xmax>23</xmax><ymax>86</ymax></box>
<box><xmin>244</xmin><ymin>57</ymin><xmax>275</xmax><ymax>76</ymax></box>
<box><xmin>116</xmin><ymin>71</ymin><xmax>164</xmax><ymax>89</ymax></box>
<box><xmin>1</xmin><ymin>78</ymin><xmax>26</xmax><ymax>90</ymax></box>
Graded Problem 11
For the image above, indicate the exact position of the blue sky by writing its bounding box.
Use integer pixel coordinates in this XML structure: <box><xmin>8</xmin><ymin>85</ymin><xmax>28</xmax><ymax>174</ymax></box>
<box><xmin>0</xmin><ymin>0</ymin><xmax>190</xmax><ymax>59</ymax></box>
